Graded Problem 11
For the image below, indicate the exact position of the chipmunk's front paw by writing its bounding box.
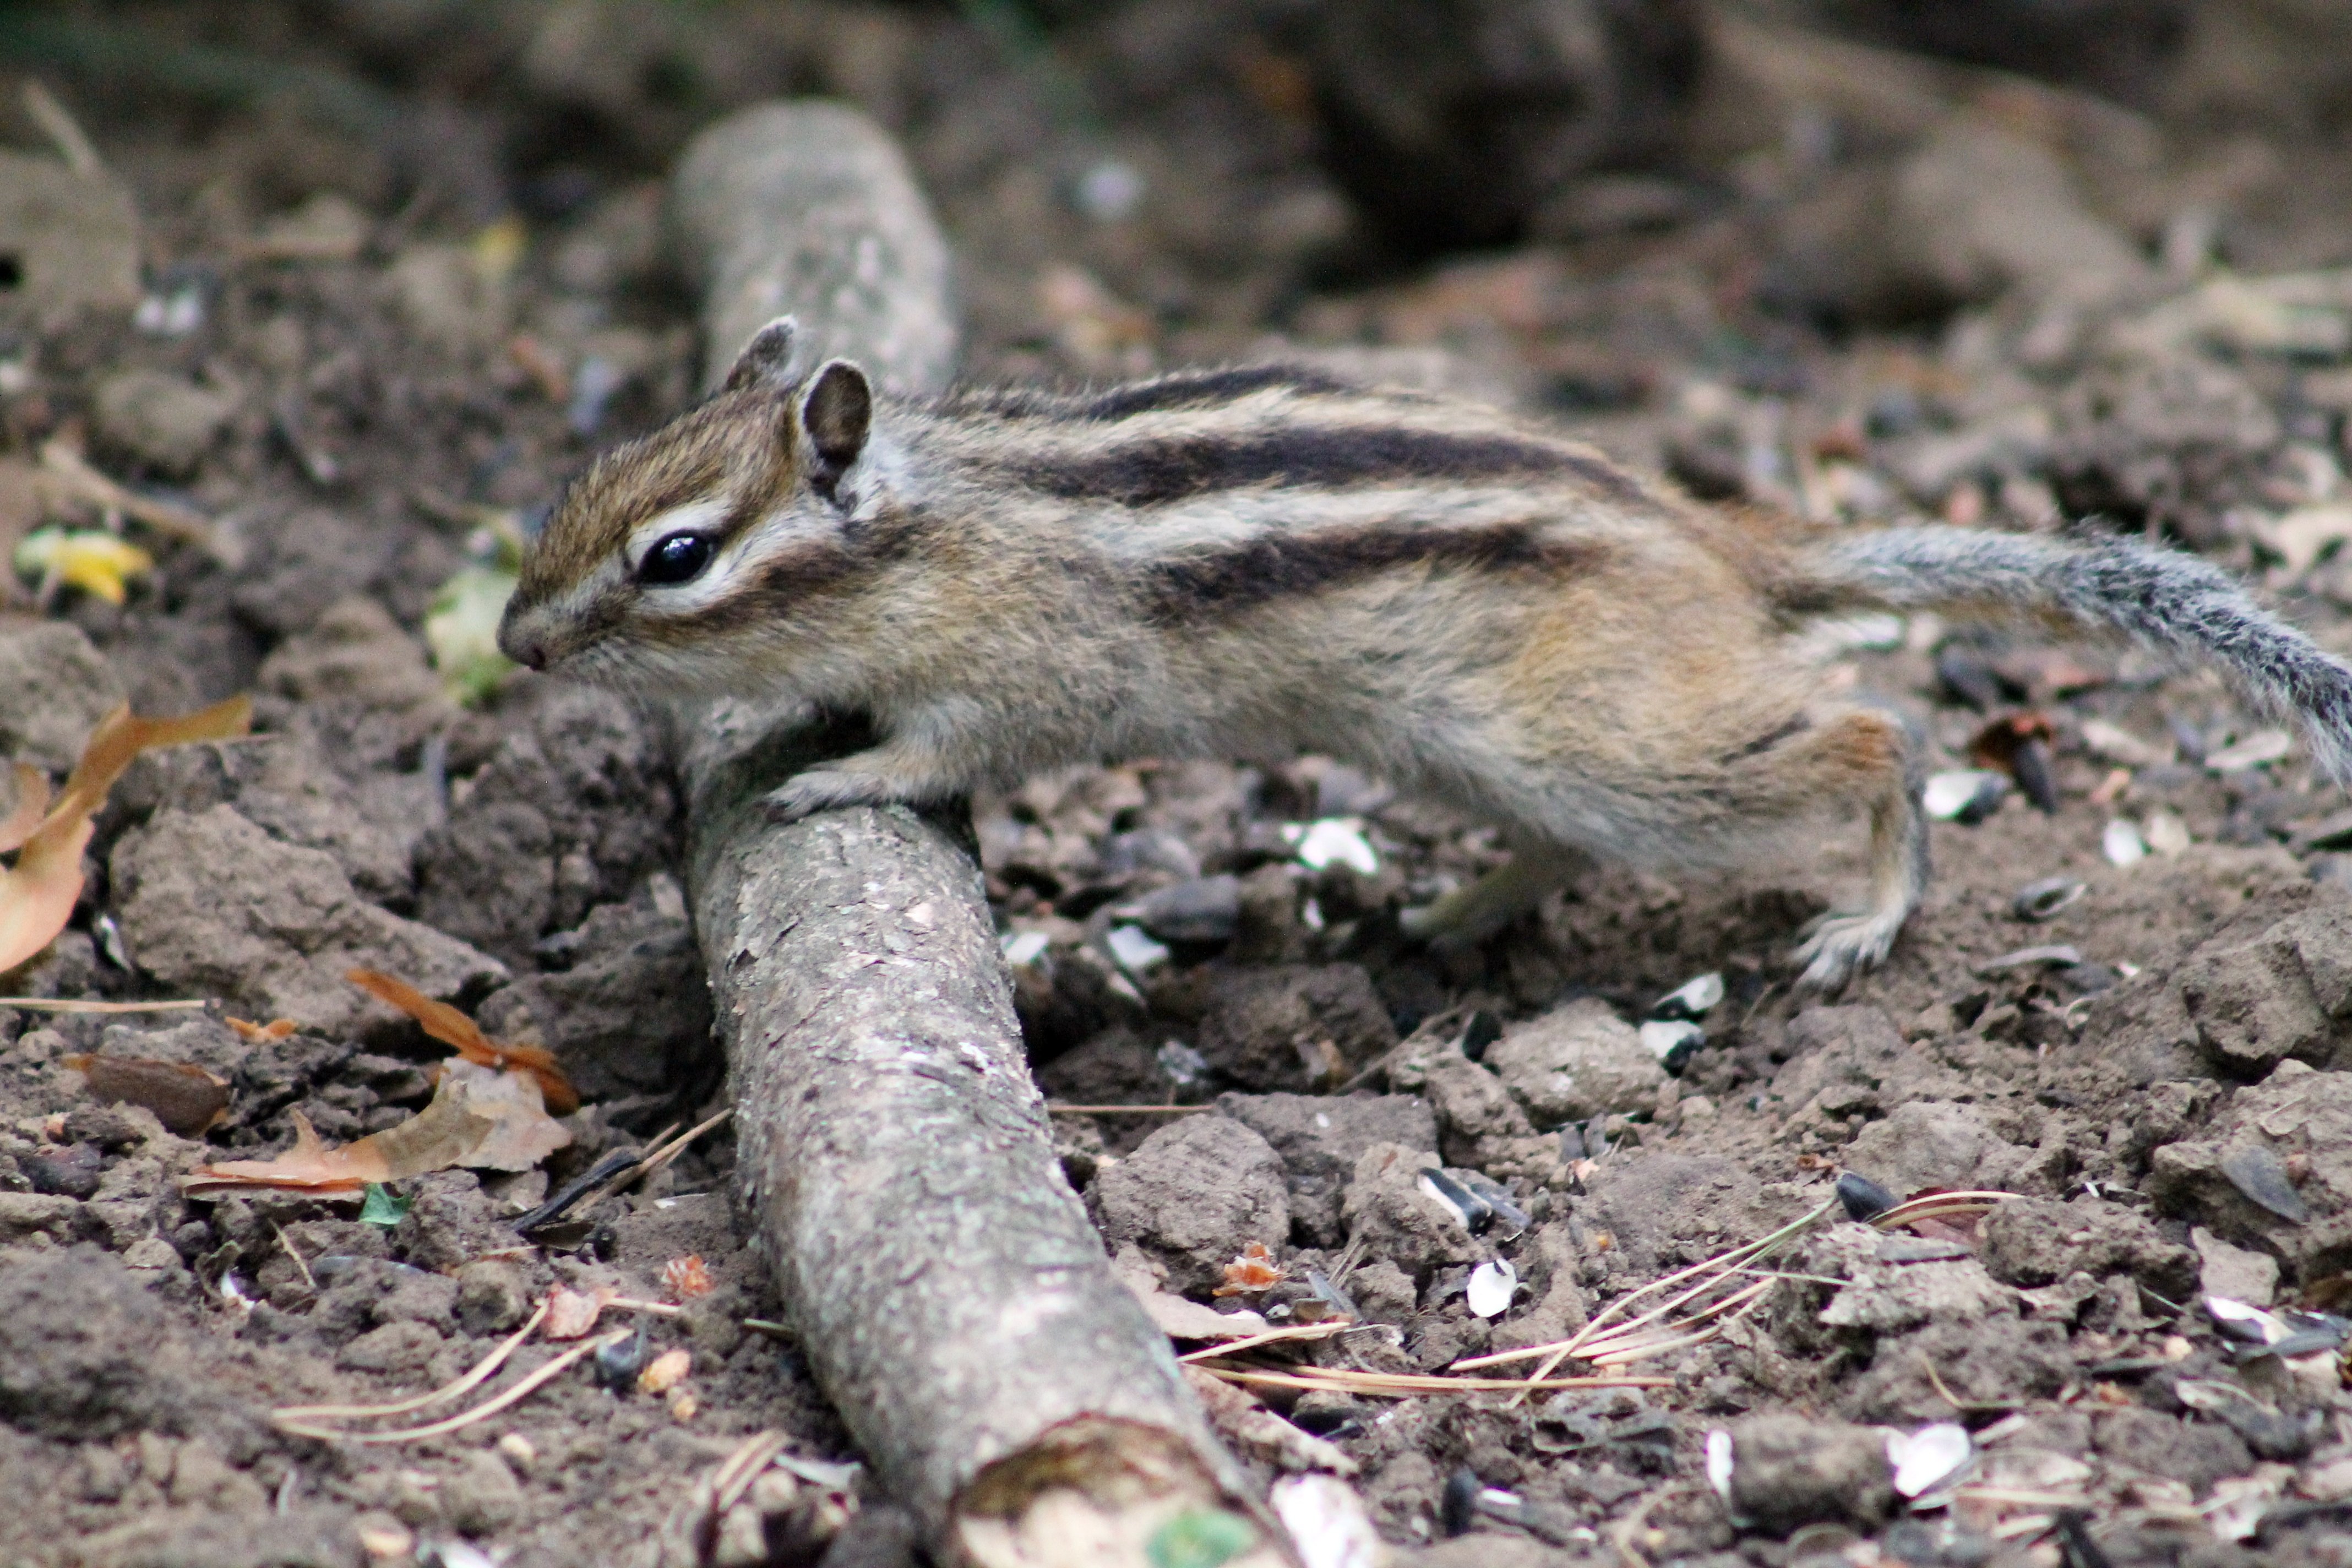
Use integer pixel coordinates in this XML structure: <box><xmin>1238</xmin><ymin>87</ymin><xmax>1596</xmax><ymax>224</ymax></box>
<box><xmin>1790</xmin><ymin>908</ymin><xmax>1903</xmax><ymax>994</ymax></box>
<box><xmin>760</xmin><ymin>770</ymin><xmax>898</xmax><ymax>823</ymax></box>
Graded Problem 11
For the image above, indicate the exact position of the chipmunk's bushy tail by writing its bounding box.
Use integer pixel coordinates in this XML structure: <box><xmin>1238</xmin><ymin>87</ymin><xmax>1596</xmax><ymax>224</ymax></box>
<box><xmin>1793</xmin><ymin>526</ymin><xmax>2352</xmax><ymax>784</ymax></box>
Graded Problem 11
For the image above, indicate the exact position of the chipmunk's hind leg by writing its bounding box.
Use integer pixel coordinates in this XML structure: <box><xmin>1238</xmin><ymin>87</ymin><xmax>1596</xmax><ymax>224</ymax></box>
<box><xmin>1398</xmin><ymin>841</ymin><xmax>1591</xmax><ymax>949</ymax></box>
<box><xmin>1777</xmin><ymin>708</ymin><xmax>1930</xmax><ymax>991</ymax></box>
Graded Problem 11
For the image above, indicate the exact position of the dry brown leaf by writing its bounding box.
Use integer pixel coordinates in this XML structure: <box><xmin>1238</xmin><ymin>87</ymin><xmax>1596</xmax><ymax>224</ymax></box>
<box><xmin>0</xmin><ymin>763</ymin><xmax>49</xmax><ymax>852</ymax></box>
<box><xmin>61</xmin><ymin>1053</ymin><xmax>230</xmax><ymax>1135</ymax></box>
<box><xmin>346</xmin><ymin>968</ymin><xmax>578</xmax><ymax>1114</ymax></box>
<box><xmin>226</xmin><ymin>1016</ymin><xmax>297</xmax><ymax>1042</ymax></box>
<box><xmin>438</xmin><ymin>1059</ymin><xmax>571</xmax><ymax>1172</ymax></box>
<box><xmin>638</xmin><ymin>1348</ymin><xmax>691</xmax><ymax>1395</ymax></box>
<box><xmin>183</xmin><ymin>1055</ymin><xmax>571</xmax><ymax>1199</ymax></box>
<box><xmin>545</xmin><ymin>1284</ymin><xmax>617</xmax><ymax>1340</ymax></box>
<box><xmin>183</xmin><ymin>1110</ymin><xmax>389</xmax><ymax>1196</ymax></box>
<box><xmin>0</xmin><ymin>695</ymin><xmax>251</xmax><ymax>974</ymax></box>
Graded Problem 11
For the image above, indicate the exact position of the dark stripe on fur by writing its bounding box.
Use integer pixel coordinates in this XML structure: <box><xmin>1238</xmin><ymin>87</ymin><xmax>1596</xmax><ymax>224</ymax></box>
<box><xmin>1004</xmin><ymin>426</ymin><xmax>1649</xmax><ymax>509</ymax></box>
<box><xmin>1725</xmin><ymin>712</ymin><xmax>1812</xmax><ymax>761</ymax></box>
<box><xmin>1072</xmin><ymin>366</ymin><xmax>1356</xmax><ymax>420</ymax></box>
<box><xmin>1139</xmin><ymin>522</ymin><xmax>1605</xmax><ymax>621</ymax></box>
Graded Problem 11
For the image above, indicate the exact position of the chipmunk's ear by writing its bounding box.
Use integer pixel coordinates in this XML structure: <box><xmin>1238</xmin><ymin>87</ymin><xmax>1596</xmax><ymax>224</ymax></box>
<box><xmin>722</xmin><ymin>315</ymin><xmax>799</xmax><ymax>392</ymax></box>
<box><xmin>799</xmin><ymin>359</ymin><xmax>872</xmax><ymax>495</ymax></box>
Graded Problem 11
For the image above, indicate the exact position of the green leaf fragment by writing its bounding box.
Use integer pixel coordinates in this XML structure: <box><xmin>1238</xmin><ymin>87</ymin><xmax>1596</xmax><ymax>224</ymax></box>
<box><xmin>424</xmin><ymin>564</ymin><xmax>519</xmax><ymax>707</ymax></box>
<box><xmin>1146</xmin><ymin>1508</ymin><xmax>1256</xmax><ymax>1568</ymax></box>
<box><xmin>357</xmin><ymin>1182</ymin><xmax>412</xmax><ymax>1227</ymax></box>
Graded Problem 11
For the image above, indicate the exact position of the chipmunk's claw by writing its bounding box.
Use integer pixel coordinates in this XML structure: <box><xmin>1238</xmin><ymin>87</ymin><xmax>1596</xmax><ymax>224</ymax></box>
<box><xmin>1789</xmin><ymin>908</ymin><xmax>1903</xmax><ymax>994</ymax></box>
<box><xmin>760</xmin><ymin>769</ymin><xmax>896</xmax><ymax>823</ymax></box>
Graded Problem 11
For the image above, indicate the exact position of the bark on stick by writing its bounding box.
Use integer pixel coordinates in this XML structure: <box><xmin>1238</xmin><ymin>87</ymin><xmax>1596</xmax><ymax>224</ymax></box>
<box><xmin>667</xmin><ymin>102</ymin><xmax>1287</xmax><ymax>1567</ymax></box>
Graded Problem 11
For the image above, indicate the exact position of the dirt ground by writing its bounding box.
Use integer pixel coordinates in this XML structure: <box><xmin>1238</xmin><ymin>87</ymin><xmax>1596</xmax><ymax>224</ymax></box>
<box><xmin>10</xmin><ymin>3</ymin><xmax>2352</xmax><ymax>1566</ymax></box>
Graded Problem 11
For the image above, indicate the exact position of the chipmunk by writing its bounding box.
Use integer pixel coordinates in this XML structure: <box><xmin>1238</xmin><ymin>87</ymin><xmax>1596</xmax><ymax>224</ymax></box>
<box><xmin>498</xmin><ymin>317</ymin><xmax>2352</xmax><ymax>989</ymax></box>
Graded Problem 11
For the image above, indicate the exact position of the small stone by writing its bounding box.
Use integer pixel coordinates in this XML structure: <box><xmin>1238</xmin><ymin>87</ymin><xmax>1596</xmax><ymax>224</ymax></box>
<box><xmin>0</xmin><ymin>620</ymin><xmax>124</xmax><ymax>775</ymax></box>
<box><xmin>1484</xmin><ymin>997</ymin><xmax>1665</xmax><ymax>1125</ymax></box>
<box><xmin>23</xmin><ymin>1142</ymin><xmax>104</xmax><ymax>1200</ymax></box>
<box><xmin>1214</xmin><ymin>1092</ymin><xmax>1437</xmax><ymax>1247</ymax></box>
<box><xmin>1726</xmin><ymin>1414</ymin><xmax>1896</xmax><ymax>1533</ymax></box>
<box><xmin>2191</xmin><ymin>1227</ymin><xmax>2278</xmax><ymax>1308</ymax></box>
<box><xmin>257</xmin><ymin>595</ymin><xmax>446</xmax><ymax>713</ymax></box>
<box><xmin>0</xmin><ymin>1191</ymin><xmax>82</xmax><ymax>1242</ymax></box>
<box><xmin>1091</xmin><ymin>1115</ymin><xmax>1289</xmax><ymax>1294</ymax></box>
<box><xmin>440</xmin><ymin>1449</ymin><xmax>524</xmax><ymax>1536</ymax></box>
<box><xmin>455</xmin><ymin>1259</ymin><xmax>533</xmax><ymax>1336</ymax></box>
<box><xmin>93</xmin><ymin>369</ymin><xmax>238</xmax><ymax>473</ymax></box>
<box><xmin>337</xmin><ymin>1321</ymin><xmax>444</xmax><ymax>1375</ymax></box>
<box><xmin>1132</xmin><ymin>875</ymin><xmax>1240</xmax><ymax>944</ymax></box>
<box><xmin>111</xmin><ymin>804</ymin><xmax>508</xmax><ymax>1044</ymax></box>
<box><xmin>167</xmin><ymin>1438</ymin><xmax>267</xmax><ymax>1512</ymax></box>
<box><xmin>1194</xmin><ymin>965</ymin><xmax>1397</xmax><ymax>1093</ymax></box>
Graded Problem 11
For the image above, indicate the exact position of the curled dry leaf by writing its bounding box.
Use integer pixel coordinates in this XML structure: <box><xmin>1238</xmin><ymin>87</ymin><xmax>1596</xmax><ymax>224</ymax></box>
<box><xmin>434</xmin><ymin>1059</ymin><xmax>572</xmax><ymax>1172</ymax></box>
<box><xmin>1213</xmin><ymin>1240</ymin><xmax>1284</xmax><ymax>1298</ymax></box>
<box><xmin>662</xmin><ymin>1255</ymin><xmax>715</xmax><ymax>1301</ymax></box>
<box><xmin>0</xmin><ymin>695</ymin><xmax>252</xmax><ymax>975</ymax></box>
<box><xmin>0</xmin><ymin>763</ymin><xmax>49</xmax><ymax>851</ymax></box>
<box><xmin>184</xmin><ymin>1109</ymin><xmax>395</xmax><ymax>1196</ymax></box>
<box><xmin>181</xmin><ymin>1054</ymin><xmax>570</xmax><ymax>1197</ymax></box>
<box><xmin>225</xmin><ymin>1016</ymin><xmax>297</xmax><ymax>1042</ymax></box>
<box><xmin>638</xmin><ymin>1348</ymin><xmax>692</xmax><ymax>1395</ymax></box>
<box><xmin>61</xmin><ymin>1053</ymin><xmax>230</xmax><ymax>1136</ymax></box>
<box><xmin>545</xmin><ymin>1284</ymin><xmax>618</xmax><ymax>1340</ymax></box>
<box><xmin>346</xmin><ymin>967</ymin><xmax>578</xmax><ymax>1114</ymax></box>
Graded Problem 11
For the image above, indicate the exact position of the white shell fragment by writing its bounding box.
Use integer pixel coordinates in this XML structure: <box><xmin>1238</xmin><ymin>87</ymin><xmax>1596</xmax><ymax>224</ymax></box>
<box><xmin>1924</xmin><ymin>770</ymin><xmax>2006</xmax><ymax>821</ymax></box>
<box><xmin>999</xmin><ymin>930</ymin><xmax>1050</xmax><ymax>967</ymax></box>
<box><xmin>1104</xmin><ymin>924</ymin><xmax>1170</xmax><ymax>974</ymax></box>
<box><xmin>1466</xmin><ymin>1259</ymin><xmax>1517</xmax><ymax>1319</ymax></box>
<box><xmin>2143</xmin><ymin>808</ymin><xmax>2191</xmax><ymax>856</ymax></box>
<box><xmin>1655</xmin><ymin>972</ymin><xmax>1725</xmax><ymax>1018</ymax></box>
<box><xmin>1640</xmin><ymin>1019</ymin><xmax>1706</xmax><ymax>1062</ymax></box>
<box><xmin>1705</xmin><ymin>1429</ymin><xmax>1735</xmax><ymax>1505</ymax></box>
<box><xmin>1885</xmin><ymin>1422</ymin><xmax>1973</xmax><ymax>1499</ymax></box>
<box><xmin>1270</xmin><ymin>1474</ymin><xmax>1381</xmax><ymax>1568</ymax></box>
<box><xmin>1286</xmin><ymin>818</ymin><xmax>1380</xmax><ymax>874</ymax></box>
<box><xmin>2079</xmin><ymin>717</ymin><xmax>2166</xmax><ymax>767</ymax></box>
<box><xmin>2103</xmin><ymin>819</ymin><xmax>2148</xmax><ymax>867</ymax></box>
<box><xmin>2204</xmin><ymin>729</ymin><xmax>2294</xmax><ymax>773</ymax></box>
<box><xmin>2206</xmin><ymin>1294</ymin><xmax>2293</xmax><ymax>1347</ymax></box>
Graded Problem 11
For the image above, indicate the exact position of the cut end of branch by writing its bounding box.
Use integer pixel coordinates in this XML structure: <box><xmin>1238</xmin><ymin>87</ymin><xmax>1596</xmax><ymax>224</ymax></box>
<box><xmin>951</xmin><ymin>1416</ymin><xmax>1293</xmax><ymax>1568</ymax></box>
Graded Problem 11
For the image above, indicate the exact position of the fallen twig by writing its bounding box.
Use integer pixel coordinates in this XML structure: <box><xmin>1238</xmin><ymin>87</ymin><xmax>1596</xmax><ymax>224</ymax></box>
<box><xmin>273</xmin><ymin>1300</ymin><xmax>550</xmax><ymax>1423</ymax></box>
<box><xmin>275</xmin><ymin>1328</ymin><xmax>626</xmax><ymax>1444</ymax></box>
<box><xmin>0</xmin><ymin>996</ymin><xmax>209</xmax><ymax>1014</ymax></box>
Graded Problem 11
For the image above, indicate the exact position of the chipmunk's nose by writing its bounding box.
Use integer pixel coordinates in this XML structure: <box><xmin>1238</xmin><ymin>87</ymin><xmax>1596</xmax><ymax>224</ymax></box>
<box><xmin>497</xmin><ymin>607</ymin><xmax>548</xmax><ymax>671</ymax></box>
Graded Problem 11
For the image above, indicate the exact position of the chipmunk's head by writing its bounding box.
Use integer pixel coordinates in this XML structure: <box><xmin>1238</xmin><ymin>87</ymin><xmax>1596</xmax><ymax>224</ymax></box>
<box><xmin>498</xmin><ymin>317</ymin><xmax>886</xmax><ymax>694</ymax></box>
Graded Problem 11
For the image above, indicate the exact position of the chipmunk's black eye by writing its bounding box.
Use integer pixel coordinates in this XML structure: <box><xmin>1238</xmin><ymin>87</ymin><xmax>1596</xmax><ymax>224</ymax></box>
<box><xmin>638</xmin><ymin>531</ymin><xmax>714</xmax><ymax>586</ymax></box>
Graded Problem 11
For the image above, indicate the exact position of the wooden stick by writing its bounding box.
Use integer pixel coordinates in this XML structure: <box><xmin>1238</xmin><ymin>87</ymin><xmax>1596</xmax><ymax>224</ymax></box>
<box><xmin>669</xmin><ymin>102</ymin><xmax>1287</xmax><ymax>1568</ymax></box>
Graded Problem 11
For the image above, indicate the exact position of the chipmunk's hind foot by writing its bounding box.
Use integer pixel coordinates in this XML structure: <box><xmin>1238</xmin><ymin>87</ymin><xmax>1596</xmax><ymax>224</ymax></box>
<box><xmin>1399</xmin><ymin>843</ymin><xmax>1589</xmax><ymax>949</ymax></box>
